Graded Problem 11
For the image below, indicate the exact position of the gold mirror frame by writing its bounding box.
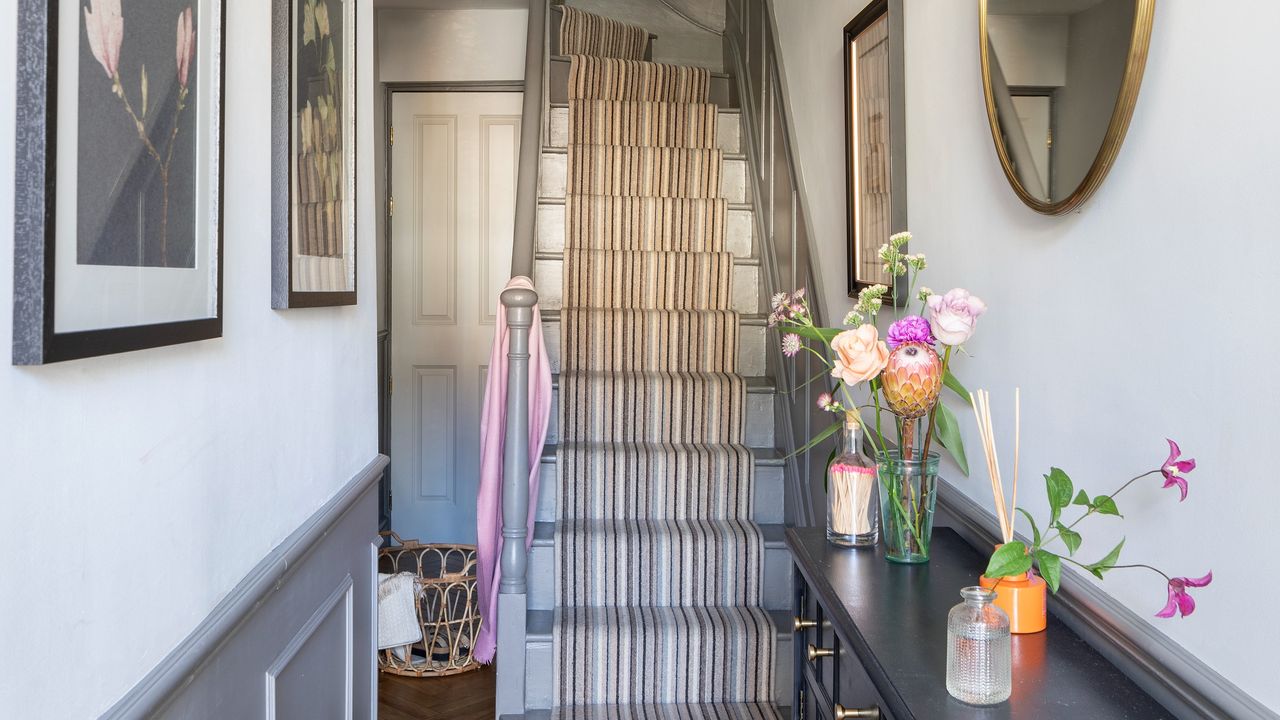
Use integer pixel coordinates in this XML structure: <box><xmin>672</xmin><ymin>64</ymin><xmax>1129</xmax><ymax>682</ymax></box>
<box><xmin>979</xmin><ymin>0</ymin><xmax>1155</xmax><ymax>215</ymax></box>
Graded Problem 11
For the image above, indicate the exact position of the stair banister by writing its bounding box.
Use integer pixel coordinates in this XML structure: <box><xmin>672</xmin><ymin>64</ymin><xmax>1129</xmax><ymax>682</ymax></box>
<box><xmin>497</xmin><ymin>3</ymin><xmax>547</xmax><ymax>714</ymax></box>
<box><xmin>509</xmin><ymin>0</ymin><xmax>548</xmax><ymax>279</ymax></box>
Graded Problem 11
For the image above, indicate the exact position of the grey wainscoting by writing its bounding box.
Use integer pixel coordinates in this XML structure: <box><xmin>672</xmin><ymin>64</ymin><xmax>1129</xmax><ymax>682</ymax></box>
<box><xmin>100</xmin><ymin>455</ymin><xmax>389</xmax><ymax>720</ymax></box>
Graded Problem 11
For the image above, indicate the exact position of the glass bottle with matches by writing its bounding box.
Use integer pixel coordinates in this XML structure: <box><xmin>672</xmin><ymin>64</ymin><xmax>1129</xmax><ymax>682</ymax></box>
<box><xmin>827</xmin><ymin>412</ymin><xmax>879</xmax><ymax>547</ymax></box>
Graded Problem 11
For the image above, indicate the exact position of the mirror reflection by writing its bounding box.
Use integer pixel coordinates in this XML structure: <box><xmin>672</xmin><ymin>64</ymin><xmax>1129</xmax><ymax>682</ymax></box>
<box><xmin>985</xmin><ymin>0</ymin><xmax>1136</xmax><ymax>204</ymax></box>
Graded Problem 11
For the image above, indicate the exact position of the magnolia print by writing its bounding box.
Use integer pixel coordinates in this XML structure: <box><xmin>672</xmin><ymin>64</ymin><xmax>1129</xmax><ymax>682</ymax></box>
<box><xmin>79</xmin><ymin>0</ymin><xmax>198</xmax><ymax>268</ymax></box>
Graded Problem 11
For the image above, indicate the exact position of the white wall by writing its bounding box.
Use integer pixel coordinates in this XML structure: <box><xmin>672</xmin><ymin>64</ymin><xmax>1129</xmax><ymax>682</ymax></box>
<box><xmin>377</xmin><ymin>8</ymin><xmax>528</xmax><ymax>83</ymax></box>
<box><xmin>773</xmin><ymin>0</ymin><xmax>1280</xmax><ymax>711</ymax></box>
<box><xmin>0</xmin><ymin>0</ymin><xmax>378</xmax><ymax>716</ymax></box>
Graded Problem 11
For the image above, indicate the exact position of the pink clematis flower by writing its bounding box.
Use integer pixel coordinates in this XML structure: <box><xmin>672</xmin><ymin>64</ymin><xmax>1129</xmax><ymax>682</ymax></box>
<box><xmin>1155</xmin><ymin>572</ymin><xmax>1212</xmax><ymax>618</ymax></box>
<box><xmin>1161</xmin><ymin>439</ymin><xmax>1196</xmax><ymax>501</ymax></box>
<box><xmin>84</xmin><ymin>0</ymin><xmax>125</xmax><ymax>79</ymax></box>
<box><xmin>176</xmin><ymin>8</ymin><xmax>195</xmax><ymax>89</ymax></box>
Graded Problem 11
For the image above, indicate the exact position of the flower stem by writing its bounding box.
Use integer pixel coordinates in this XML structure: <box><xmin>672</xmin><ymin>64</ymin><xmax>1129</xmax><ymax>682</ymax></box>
<box><xmin>918</xmin><ymin>345</ymin><xmax>953</xmax><ymax>461</ymax></box>
<box><xmin>1040</xmin><ymin>470</ymin><xmax>1163</xmax><ymax>550</ymax></box>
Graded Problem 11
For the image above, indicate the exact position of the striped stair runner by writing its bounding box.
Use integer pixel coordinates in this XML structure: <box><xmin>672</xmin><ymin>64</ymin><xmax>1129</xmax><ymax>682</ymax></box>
<box><xmin>552</xmin><ymin>7</ymin><xmax>779</xmax><ymax>720</ymax></box>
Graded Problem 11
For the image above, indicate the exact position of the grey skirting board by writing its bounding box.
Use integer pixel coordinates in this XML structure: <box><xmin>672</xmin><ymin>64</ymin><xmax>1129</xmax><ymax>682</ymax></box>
<box><xmin>99</xmin><ymin>454</ymin><xmax>389</xmax><ymax>719</ymax></box>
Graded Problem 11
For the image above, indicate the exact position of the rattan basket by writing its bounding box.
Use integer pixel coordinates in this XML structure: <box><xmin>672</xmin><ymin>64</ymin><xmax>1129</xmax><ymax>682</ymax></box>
<box><xmin>377</xmin><ymin>532</ymin><xmax>482</xmax><ymax>677</ymax></box>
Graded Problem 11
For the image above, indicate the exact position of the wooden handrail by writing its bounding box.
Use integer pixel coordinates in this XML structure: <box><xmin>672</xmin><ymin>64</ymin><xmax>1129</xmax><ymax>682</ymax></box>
<box><xmin>509</xmin><ymin>0</ymin><xmax>548</xmax><ymax>279</ymax></box>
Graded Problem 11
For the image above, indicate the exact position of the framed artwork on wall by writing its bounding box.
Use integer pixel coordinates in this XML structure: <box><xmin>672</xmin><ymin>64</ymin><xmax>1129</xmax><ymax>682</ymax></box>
<box><xmin>271</xmin><ymin>0</ymin><xmax>358</xmax><ymax>309</ymax></box>
<box><xmin>12</xmin><ymin>0</ymin><xmax>226</xmax><ymax>365</ymax></box>
<box><xmin>843</xmin><ymin>0</ymin><xmax>907</xmax><ymax>303</ymax></box>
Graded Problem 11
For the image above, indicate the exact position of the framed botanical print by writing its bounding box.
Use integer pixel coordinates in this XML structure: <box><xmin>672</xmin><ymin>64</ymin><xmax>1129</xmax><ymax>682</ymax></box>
<box><xmin>12</xmin><ymin>0</ymin><xmax>225</xmax><ymax>364</ymax></box>
<box><xmin>271</xmin><ymin>0</ymin><xmax>358</xmax><ymax>308</ymax></box>
<box><xmin>844</xmin><ymin>0</ymin><xmax>907</xmax><ymax>302</ymax></box>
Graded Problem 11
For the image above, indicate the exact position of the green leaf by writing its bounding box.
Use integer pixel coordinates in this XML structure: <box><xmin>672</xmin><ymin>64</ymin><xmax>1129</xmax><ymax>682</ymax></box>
<box><xmin>1073</xmin><ymin>489</ymin><xmax>1092</xmax><ymax>507</ymax></box>
<box><xmin>1092</xmin><ymin>495</ymin><xmax>1121</xmax><ymax>517</ymax></box>
<box><xmin>1035</xmin><ymin>550</ymin><xmax>1063</xmax><ymax>593</ymax></box>
<box><xmin>1054</xmin><ymin>522</ymin><xmax>1082</xmax><ymax>555</ymax></box>
<box><xmin>784</xmin><ymin>419</ymin><xmax>843</xmax><ymax>460</ymax></box>
<box><xmin>943</xmin><ymin>369</ymin><xmax>973</xmax><ymax>406</ymax></box>
<box><xmin>823</xmin><ymin>444</ymin><xmax>838</xmax><ymax>493</ymax></box>
<box><xmin>985</xmin><ymin>541</ymin><xmax>1033</xmax><ymax>578</ymax></box>
<box><xmin>1015</xmin><ymin>507</ymin><xmax>1041</xmax><ymax>547</ymax></box>
<box><xmin>933</xmin><ymin>400</ymin><xmax>970</xmax><ymax>476</ymax></box>
<box><xmin>1045</xmin><ymin>467</ymin><xmax>1074</xmax><ymax>525</ymax></box>
<box><xmin>1086</xmin><ymin>539</ymin><xmax>1125</xmax><ymax>579</ymax></box>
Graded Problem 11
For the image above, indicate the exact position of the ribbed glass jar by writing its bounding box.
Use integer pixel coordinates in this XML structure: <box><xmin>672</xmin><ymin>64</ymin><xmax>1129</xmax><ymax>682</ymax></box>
<box><xmin>946</xmin><ymin>586</ymin><xmax>1012</xmax><ymax>705</ymax></box>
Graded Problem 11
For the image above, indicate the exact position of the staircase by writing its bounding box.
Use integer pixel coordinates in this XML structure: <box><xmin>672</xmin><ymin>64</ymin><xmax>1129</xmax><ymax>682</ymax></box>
<box><xmin>513</xmin><ymin>4</ymin><xmax>791</xmax><ymax>718</ymax></box>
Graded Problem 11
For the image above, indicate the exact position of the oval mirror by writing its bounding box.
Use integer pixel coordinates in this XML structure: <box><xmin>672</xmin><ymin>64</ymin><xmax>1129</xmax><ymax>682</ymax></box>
<box><xmin>980</xmin><ymin>0</ymin><xmax>1154</xmax><ymax>214</ymax></box>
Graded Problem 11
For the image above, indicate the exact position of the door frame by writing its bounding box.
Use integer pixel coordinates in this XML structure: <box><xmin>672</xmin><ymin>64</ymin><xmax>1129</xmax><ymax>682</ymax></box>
<box><xmin>378</xmin><ymin>80</ymin><xmax>524</xmax><ymax>532</ymax></box>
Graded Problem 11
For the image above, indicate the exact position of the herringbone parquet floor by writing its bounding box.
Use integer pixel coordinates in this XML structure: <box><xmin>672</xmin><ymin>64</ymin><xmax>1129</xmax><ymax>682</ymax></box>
<box><xmin>378</xmin><ymin>665</ymin><xmax>495</xmax><ymax>720</ymax></box>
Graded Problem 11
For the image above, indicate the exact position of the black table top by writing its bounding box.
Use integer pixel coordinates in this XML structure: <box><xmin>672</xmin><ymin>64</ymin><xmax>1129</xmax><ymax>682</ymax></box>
<box><xmin>787</xmin><ymin>526</ymin><xmax>1172</xmax><ymax>719</ymax></box>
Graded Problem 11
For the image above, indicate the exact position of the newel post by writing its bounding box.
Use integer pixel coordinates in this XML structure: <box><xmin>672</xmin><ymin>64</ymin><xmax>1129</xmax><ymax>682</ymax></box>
<box><xmin>496</xmin><ymin>285</ymin><xmax>537</xmax><ymax>717</ymax></box>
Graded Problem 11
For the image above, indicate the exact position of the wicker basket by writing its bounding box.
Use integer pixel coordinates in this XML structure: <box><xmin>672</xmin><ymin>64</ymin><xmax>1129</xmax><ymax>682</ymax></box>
<box><xmin>377</xmin><ymin>532</ymin><xmax>482</xmax><ymax>677</ymax></box>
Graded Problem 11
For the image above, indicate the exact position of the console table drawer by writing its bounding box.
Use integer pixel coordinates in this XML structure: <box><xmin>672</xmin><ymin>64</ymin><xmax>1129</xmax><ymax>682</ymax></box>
<box><xmin>794</xmin><ymin>570</ymin><xmax>892</xmax><ymax>720</ymax></box>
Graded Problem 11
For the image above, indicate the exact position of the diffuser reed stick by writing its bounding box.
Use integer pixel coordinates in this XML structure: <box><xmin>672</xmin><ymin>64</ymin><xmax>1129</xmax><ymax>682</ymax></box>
<box><xmin>970</xmin><ymin>388</ymin><xmax>1020</xmax><ymax>544</ymax></box>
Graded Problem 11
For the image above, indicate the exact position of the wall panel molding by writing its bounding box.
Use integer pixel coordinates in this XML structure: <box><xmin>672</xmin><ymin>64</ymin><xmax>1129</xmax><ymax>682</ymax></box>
<box><xmin>99</xmin><ymin>455</ymin><xmax>387</xmax><ymax>720</ymax></box>
<box><xmin>265</xmin><ymin>576</ymin><xmax>354</xmax><ymax>720</ymax></box>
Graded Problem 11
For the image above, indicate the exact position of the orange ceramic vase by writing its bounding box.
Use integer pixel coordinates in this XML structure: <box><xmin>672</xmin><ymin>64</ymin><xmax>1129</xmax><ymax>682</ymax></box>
<box><xmin>979</xmin><ymin>571</ymin><xmax>1047</xmax><ymax>634</ymax></box>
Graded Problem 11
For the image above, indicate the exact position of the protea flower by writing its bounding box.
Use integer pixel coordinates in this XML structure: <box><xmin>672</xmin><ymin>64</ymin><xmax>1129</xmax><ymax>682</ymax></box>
<box><xmin>880</xmin><ymin>341</ymin><xmax>942</xmax><ymax>419</ymax></box>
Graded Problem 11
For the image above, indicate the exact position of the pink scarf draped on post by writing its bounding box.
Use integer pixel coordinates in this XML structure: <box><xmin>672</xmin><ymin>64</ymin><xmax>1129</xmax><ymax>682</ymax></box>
<box><xmin>474</xmin><ymin>276</ymin><xmax>552</xmax><ymax>664</ymax></box>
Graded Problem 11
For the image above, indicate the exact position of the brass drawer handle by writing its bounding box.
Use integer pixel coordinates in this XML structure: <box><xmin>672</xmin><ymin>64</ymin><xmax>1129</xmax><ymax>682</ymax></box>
<box><xmin>806</xmin><ymin>643</ymin><xmax>834</xmax><ymax>662</ymax></box>
<box><xmin>835</xmin><ymin>704</ymin><xmax>881</xmax><ymax>719</ymax></box>
<box><xmin>794</xmin><ymin>616</ymin><xmax>817</xmax><ymax>631</ymax></box>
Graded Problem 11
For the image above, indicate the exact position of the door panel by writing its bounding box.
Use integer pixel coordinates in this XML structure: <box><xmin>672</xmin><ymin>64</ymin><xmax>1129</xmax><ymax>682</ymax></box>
<box><xmin>389</xmin><ymin>91</ymin><xmax>521</xmax><ymax>543</ymax></box>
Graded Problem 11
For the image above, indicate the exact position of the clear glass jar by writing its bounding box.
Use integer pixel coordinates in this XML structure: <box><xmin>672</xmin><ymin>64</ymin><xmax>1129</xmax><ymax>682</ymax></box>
<box><xmin>878</xmin><ymin>450</ymin><xmax>940</xmax><ymax>563</ymax></box>
<box><xmin>826</xmin><ymin>413</ymin><xmax>878</xmax><ymax>547</ymax></box>
<box><xmin>946</xmin><ymin>586</ymin><xmax>1012</xmax><ymax>705</ymax></box>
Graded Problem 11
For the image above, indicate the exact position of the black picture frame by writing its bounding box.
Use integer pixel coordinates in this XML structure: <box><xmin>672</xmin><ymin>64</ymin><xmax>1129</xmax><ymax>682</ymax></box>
<box><xmin>271</xmin><ymin>0</ymin><xmax>358</xmax><ymax>309</ymax></box>
<box><xmin>843</xmin><ymin>0</ymin><xmax>908</xmax><ymax>304</ymax></box>
<box><xmin>12</xmin><ymin>0</ymin><xmax>226</xmax><ymax>365</ymax></box>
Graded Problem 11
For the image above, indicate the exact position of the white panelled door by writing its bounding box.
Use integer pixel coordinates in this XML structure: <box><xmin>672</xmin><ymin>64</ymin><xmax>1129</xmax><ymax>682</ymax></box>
<box><xmin>389</xmin><ymin>91</ymin><xmax>521</xmax><ymax>543</ymax></box>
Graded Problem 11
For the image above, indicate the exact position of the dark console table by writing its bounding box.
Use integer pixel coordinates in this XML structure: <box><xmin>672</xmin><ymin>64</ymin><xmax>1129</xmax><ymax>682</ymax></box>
<box><xmin>787</xmin><ymin>526</ymin><xmax>1172</xmax><ymax>719</ymax></box>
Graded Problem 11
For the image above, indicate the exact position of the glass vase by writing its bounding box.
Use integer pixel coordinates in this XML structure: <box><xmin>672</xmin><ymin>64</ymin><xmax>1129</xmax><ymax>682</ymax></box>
<box><xmin>946</xmin><ymin>586</ymin><xmax>1012</xmax><ymax>705</ymax></box>
<box><xmin>878</xmin><ymin>450</ymin><xmax>940</xmax><ymax>563</ymax></box>
<box><xmin>826</xmin><ymin>415</ymin><xmax>878</xmax><ymax>547</ymax></box>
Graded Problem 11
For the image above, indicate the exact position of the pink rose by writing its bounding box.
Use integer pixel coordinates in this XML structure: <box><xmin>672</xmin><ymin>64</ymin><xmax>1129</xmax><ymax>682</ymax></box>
<box><xmin>926</xmin><ymin>288</ymin><xmax>987</xmax><ymax>346</ymax></box>
<box><xmin>830</xmin><ymin>325</ymin><xmax>890</xmax><ymax>385</ymax></box>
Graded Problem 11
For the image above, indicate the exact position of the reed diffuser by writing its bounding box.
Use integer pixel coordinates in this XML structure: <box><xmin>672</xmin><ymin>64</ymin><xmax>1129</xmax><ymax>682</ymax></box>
<box><xmin>972</xmin><ymin>388</ymin><xmax>1047</xmax><ymax>634</ymax></box>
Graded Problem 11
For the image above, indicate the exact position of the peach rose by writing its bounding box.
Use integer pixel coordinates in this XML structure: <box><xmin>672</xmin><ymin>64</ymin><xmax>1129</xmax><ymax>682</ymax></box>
<box><xmin>830</xmin><ymin>325</ymin><xmax>890</xmax><ymax>385</ymax></box>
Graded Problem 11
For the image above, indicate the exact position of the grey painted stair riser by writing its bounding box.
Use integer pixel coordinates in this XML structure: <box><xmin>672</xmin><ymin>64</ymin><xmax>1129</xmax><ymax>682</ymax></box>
<box><xmin>536</xmin><ymin>202</ymin><xmax>755</xmax><ymax>260</ymax></box>
<box><xmin>540</xmin><ymin>378</ymin><xmax>777</xmax><ymax>450</ymax></box>
<box><xmin>549</xmin><ymin>106</ymin><xmax>742</xmax><ymax>154</ymax></box>
<box><xmin>526</xmin><ymin>522</ymin><xmax>792</xmax><ymax>613</ymax></box>
<box><xmin>540</xmin><ymin>312</ymin><xmax>768</xmax><ymax>377</ymax></box>
<box><xmin>550</xmin><ymin>56</ymin><xmax>733</xmax><ymax>107</ymax></box>
<box><xmin>533</xmin><ymin>256</ymin><xmax>760</xmax><ymax>314</ymax></box>
<box><xmin>523</xmin><ymin>611</ymin><xmax>794</xmax><ymax>713</ymax></box>
<box><xmin>539</xmin><ymin>150</ymin><xmax>752</xmax><ymax>206</ymax></box>
<box><xmin>535</xmin><ymin>449</ymin><xmax>786</xmax><ymax>524</ymax></box>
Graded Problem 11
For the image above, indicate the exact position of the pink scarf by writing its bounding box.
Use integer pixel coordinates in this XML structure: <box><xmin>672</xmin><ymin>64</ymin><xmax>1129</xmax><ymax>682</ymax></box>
<box><xmin>474</xmin><ymin>276</ymin><xmax>552</xmax><ymax>664</ymax></box>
